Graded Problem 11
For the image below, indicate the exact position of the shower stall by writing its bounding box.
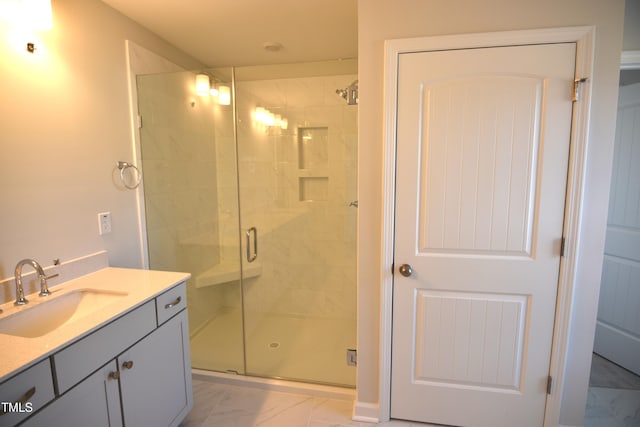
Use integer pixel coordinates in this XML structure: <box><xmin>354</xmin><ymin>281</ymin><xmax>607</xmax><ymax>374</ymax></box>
<box><xmin>135</xmin><ymin>61</ymin><xmax>357</xmax><ymax>387</ymax></box>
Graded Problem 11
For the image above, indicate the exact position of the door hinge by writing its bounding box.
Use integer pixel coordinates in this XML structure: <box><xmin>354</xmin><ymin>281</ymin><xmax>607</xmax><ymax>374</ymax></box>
<box><xmin>572</xmin><ymin>77</ymin><xmax>588</xmax><ymax>102</ymax></box>
<box><xmin>547</xmin><ymin>375</ymin><xmax>553</xmax><ymax>394</ymax></box>
<box><xmin>560</xmin><ymin>237</ymin><xmax>566</xmax><ymax>257</ymax></box>
<box><xmin>137</xmin><ymin>114</ymin><xmax>143</xmax><ymax>129</ymax></box>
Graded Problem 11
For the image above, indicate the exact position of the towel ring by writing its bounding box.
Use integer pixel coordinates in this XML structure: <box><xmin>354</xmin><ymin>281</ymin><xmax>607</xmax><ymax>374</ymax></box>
<box><xmin>117</xmin><ymin>161</ymin><xmax>141</xmax><ymax>190</ymax></box>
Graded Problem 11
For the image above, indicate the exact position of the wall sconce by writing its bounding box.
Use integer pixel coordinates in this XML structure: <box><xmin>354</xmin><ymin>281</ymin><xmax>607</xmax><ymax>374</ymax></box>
<box><xmin>218</xmin><ymin>85</ymin><xmax>231</xmax><ymax>106</ymax></box>
<box><xmin>195</xmin><ymin>74</ymin><xmax>210</xmax><ymax>96</ymax></box>
<box><xmin>254</xmin><ymin>107</ymin><xmax>288</xmax><ymax>129</ymax></box>
<box><xmin>9</xmin><ymin>0</ymin><xmax>54</xmax><ymax>53</ymax></box>
<box><xmin>23</xmin><ymin>0</ymin><xmax>53</xmax><ymax>31</ymax></box>
<box><xmin>195</xmin><ymin>74</ymin><xmax>230</xmax><ymax>105</ymax></box>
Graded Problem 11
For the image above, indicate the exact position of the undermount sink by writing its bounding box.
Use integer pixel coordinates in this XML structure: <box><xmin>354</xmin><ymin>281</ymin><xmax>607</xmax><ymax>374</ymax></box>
<box><xmin>0</xmin><ymin>289</ymin><xmax>128</xmax><ymax>338</ymax></box>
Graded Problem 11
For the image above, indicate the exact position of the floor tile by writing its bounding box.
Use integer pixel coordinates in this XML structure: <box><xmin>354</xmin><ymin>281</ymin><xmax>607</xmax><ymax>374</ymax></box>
<box><xmin>183</xmin><ymin>374</ymin><xmax>634</xmax><ymax>427</ymax></box>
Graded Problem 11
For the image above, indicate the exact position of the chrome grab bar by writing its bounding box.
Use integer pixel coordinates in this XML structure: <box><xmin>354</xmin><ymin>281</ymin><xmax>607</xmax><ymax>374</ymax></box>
<box><xmin>246</xmin><ymin>227</ymin><xmax>258</xmax><ymax>262</ymax></box>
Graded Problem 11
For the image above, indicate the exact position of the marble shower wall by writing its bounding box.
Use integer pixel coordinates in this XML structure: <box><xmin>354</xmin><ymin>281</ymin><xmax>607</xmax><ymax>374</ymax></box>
<box><xmin>138</xmin><ymin>69</ymin><xmax>358</xmax><ymax>341</ymax></box>
<box><xmin>234</xmin><ymin>74</ymin><xmax>358</xmax><ymax>323</ymax></box>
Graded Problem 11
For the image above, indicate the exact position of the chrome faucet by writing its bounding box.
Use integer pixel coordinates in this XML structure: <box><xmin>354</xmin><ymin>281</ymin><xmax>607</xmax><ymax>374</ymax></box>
<box><xmin>14</xmin><ymin>259</ymin><xmax>55</xmax><ymax>305</ymax></box>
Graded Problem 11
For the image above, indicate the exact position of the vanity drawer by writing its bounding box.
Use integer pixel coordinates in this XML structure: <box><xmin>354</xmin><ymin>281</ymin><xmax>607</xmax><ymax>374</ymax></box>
<box><xmin>155</xmin><ymin>282</ymin><xmax>187</xmax><ymax>326</ymax></box>
<box><xmin>53</xmin><ymin>300</ymin><xmax>156</xmax><ymax>394</ymax></box>
<box><xmin>0</xmin><ymin>358</ymin><xmax>55</xmax><ymax>426</ymax></box>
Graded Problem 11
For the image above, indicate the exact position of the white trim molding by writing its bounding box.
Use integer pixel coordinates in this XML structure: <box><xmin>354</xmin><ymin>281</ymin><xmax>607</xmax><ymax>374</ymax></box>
<box><xmin>380</xmin><ymin>26</ymin><xmax>596</xmax><ymax>426</ymax></box>
<box><xmin>621</xmin><ymin>50</ymin><xmax>640</xmax><ymax>70</ymax></box>
<box><xmin>353</xmin><ymin>401</ymin><xmax>380</xmax><ymax>423</ymax></box>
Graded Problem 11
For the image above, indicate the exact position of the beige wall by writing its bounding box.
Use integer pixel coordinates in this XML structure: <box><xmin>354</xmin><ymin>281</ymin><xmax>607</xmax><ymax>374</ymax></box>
<box><xmin>0</xmin><ymin>0</ymin><xmax>202</xmax><ymax>282</ymax></box>
<box><xmin>0</xmin><ymin>0</ymin><xmax>630</xmax><ymax>424</ymax></box>
<box><xmin>356</xmin><ymin>0</ymin><xmax>625</xmax><ymax>425</ymax></box>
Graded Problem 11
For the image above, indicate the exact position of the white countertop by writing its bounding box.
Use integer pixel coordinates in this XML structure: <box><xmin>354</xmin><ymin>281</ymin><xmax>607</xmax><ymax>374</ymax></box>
<box><xmin>0</xmin><ymin>267</ymin><xmax>190</xmax><ymax>382</ymax></box>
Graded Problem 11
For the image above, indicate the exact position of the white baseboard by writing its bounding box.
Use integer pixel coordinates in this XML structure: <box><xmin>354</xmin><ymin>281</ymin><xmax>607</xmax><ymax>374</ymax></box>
<box><xmin>352</xmin><ymin>401</ymin><xmax>380</xmax><ymax>423</ymax></box>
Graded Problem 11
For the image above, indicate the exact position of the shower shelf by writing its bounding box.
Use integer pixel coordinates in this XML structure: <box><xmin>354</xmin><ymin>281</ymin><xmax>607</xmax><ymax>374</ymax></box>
<box><xmin>195</xmin><ymin>261</ymin><xmax>262</xmax><ymax>288</ymax></box>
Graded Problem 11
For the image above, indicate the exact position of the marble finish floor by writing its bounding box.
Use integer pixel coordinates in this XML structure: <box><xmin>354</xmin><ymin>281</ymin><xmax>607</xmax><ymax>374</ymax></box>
<box><xmin>180</xmin><ymin>378</ymin><xmax>435</xmax><ymax>427</ymax></box>
<box><xmin>181</xmin><ymin>353</ymin><xmax>640</xmax><ymax>427</ymax></box>
<box><xmin>585</xmin><ymin>353</ymin><xmax>640</xmax><ymax>427</ymax></box>
<box><xmin>589</xmin><ymin>353</ymin><xmax>640</xmax><ymax>390</ymax></box>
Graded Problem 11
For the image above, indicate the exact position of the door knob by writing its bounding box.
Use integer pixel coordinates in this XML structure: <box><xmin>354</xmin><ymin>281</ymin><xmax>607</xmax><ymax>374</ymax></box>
<box><xmin>398</xmin><ymin>264</ymin><xmax>413</xmax><ymax>277</ymax></box>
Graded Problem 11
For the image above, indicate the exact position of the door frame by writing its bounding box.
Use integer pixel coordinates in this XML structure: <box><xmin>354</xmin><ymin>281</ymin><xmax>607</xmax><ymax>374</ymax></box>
<box><xmin>379</xmin><ymin>26</ymin><xmax>595</xmax><ymax>426</ymax></box>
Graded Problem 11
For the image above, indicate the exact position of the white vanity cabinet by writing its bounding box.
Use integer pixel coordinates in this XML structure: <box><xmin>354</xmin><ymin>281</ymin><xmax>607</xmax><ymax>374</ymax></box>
<box><xmin>119</xmin><ymin>310</ymin><xmax>191</xmax><ymax>427</ymax></box>
<box><xmin>24</xmin><ymin>361</ymin><xmax>122</xmax><ymax>427</ymax></box>
<box><xmin>16</xmin><ymin>281</ymin><xmax>192</xmax><ymax>427</ymax></box>
<box><xmin>0</xmin><ymin>359</ymin><xmax>55</xmax><ymax>426</ymax></box>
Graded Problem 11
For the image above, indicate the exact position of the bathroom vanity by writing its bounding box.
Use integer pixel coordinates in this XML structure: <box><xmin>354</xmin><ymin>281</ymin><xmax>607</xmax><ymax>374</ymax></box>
<box><xmin>0</xmin><ymin>268</ymin><xmax>192</xmax><ymax>427</ymax></box>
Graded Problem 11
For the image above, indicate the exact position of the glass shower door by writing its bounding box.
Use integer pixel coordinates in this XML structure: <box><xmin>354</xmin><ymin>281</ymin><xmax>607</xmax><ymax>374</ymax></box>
<box><xmin>235</xmin><ymin>63</ymin><xmax>358</xmax><ymax>386</ymax></box>
<box><xmin>136</xmin><ymin>68</ymin><xmax>245</xmax><ymax>374</ymax></box>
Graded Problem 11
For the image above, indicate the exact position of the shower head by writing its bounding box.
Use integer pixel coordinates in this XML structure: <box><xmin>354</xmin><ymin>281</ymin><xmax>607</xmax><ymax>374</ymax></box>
<box><xmin>336</xmin><ymin>80</ymin><xmax>358</xmax><ymax>105</ymax></box>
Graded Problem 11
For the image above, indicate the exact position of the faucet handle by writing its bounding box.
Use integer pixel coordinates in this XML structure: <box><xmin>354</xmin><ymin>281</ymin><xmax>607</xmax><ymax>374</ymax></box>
<box><xmin>38</xmin><ymin>273</ymin><xmax>59</xmax><ymax>297</ymax></box>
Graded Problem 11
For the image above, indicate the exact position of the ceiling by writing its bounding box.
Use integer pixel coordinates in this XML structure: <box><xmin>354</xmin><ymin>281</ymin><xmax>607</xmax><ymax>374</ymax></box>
<box><xmin>101</xmin><ymin>0</ymin><xmax>358</xmax><ymax>67</ymax></box>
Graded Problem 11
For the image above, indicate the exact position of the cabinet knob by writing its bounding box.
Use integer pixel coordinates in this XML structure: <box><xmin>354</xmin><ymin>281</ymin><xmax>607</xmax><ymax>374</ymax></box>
<box><xmin>108</xmin><ymin>371</ymin><xmax>120</xmax><ymax>380</ymax></box>
<box><xmin>122</xmin><ymin>360</ymin><xmax>134</xmax><ymax>370</ymax></box>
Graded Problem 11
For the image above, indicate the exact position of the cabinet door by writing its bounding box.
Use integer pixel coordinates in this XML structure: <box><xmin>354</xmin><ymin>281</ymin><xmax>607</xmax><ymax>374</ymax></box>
<box><xmin>119</xmin><ymin>310</ymin><xmax>192</xmax><ymax>427</ymax></box>
<box><xmin>23</xmin><ymin>361</ymin><xmax>122</xmax><ymax>427</ymax></box>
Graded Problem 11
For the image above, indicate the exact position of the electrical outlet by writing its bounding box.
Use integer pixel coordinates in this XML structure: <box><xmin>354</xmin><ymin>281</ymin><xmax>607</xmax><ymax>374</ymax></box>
<box><xmin>98</xmin><ymin>212</ymin><xmax>112</xmax><ymax>235</ymax></box>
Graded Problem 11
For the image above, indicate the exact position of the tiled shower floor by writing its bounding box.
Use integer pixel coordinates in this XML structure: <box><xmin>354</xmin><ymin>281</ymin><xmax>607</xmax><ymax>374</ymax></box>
<box><xmin>190</xmin><ymin>309</ymin><xmax>357</xmax><ymax>387</ymax></box>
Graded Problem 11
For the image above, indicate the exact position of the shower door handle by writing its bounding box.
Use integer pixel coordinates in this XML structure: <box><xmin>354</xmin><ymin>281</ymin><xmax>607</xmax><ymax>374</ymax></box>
<box><xmin>246</xmin><ymin>227</ymin><xmax>258</xmax><ymax>262</ymax></box>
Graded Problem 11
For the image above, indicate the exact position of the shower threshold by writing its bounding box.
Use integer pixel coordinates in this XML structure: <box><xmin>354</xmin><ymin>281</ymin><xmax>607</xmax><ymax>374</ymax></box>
<box><xmin>191</xmin><ymin>369</ymin><xmax>355</xmax><ymax>401</ymax></box>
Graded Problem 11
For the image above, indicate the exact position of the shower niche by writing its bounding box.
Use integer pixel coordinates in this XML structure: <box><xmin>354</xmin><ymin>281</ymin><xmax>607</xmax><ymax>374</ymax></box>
<box><xmin>137</xmin><ymin>61</ymin><xmax>358</xmax><ymax>387</ymax></box>
<box><xmin>298</xmin><ymin>127</ymin><xmax>329</xmax><ymax>202</ymax></box>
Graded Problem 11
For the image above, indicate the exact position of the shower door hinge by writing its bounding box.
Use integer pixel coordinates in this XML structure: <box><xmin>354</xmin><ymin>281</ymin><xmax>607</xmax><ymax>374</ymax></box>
<box><xmin>547</xmin><ymin>375</ymin><xmax>553</xmax><ymax>394</ymax></box>
<box><xmin>572</xmin><ymin>77</ymin><xmax>588</xmax><ymax>102</ymax></box>
<box><xmin>347</xmin><ymin>349</ymin><xmax>357</xmax><ymax>366</ymax></box>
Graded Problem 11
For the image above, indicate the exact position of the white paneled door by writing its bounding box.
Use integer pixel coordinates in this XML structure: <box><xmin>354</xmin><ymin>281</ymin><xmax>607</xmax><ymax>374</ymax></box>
<box><xmin>594</xmin><ymin>82</ymin><xmax>640</xmax><ymax>376</ymax></box>
<box><xmin>391</xmin><ymin>43</ymin><xmax>577</xmax><ymax>427</ymax></box>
